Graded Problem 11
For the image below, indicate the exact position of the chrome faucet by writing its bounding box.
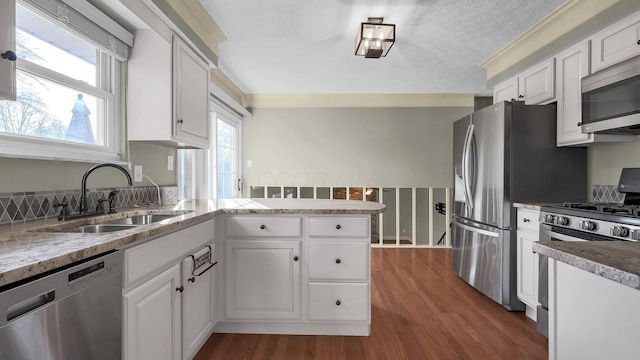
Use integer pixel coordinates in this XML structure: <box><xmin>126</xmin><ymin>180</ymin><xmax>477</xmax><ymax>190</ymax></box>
<box><xmin>79</xmin><ymin>163</ymin><xmax>133</xmax><ymax>213</ymax></box>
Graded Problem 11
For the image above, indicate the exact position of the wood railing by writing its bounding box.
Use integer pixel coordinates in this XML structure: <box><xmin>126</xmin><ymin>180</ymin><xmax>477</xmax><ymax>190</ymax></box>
<box><xmin>247</xmin><ymin>185</ymin><xmax>452</xmax><ymax>248</ymax></box>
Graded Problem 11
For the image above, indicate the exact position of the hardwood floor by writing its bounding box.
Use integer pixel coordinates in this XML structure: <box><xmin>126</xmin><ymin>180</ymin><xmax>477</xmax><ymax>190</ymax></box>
<box><xmin>195</xmin><ymin>248</ymin><xmax>548</xmax><ymax>359</ymax></box>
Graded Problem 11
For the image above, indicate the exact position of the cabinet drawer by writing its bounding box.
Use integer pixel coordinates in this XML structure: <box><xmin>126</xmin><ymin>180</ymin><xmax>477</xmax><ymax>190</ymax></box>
<box><xmin>308</xmin><ymin>283</ymin><xmax>369</xmax><ymax>321</ymax></box>
<box><xmin>124</xmin><ymin>220</ymin><xmax>215</xmax><ymax>287</ymax></box>
<box><xmin>309</xmin><ymin>217</ymin><xmax>368</xmax><ymax>238</ymax></box>
<box><xmin>225</xmin><ymin>216</ymin><xmax>302</xmax><ymax>238</ymax></box>
<box><xmin>517</xmin><ymin>209</ymin><xmax>539</xmax><ymax>233</ymax></box>
<box><xmin>307</xmin><ymin>242</ymin><xmax>369</xmax><ymax>281</ymax></box>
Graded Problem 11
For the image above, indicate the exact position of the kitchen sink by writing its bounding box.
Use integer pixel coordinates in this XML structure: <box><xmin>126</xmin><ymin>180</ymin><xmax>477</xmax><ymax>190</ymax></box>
<box><xmin>64</xmin><ymin>224</ymin><xmax>140</xmax><ymax>233</ymax></box>
<box><xmin>30</xmin><ymin>211</ymin><xmax>192</xmax><ymax>234</ymax></box>
<box><xmin>101</xmin><ymin>214</ymin><xmax>182</xmax><ymax>225</ymax></box>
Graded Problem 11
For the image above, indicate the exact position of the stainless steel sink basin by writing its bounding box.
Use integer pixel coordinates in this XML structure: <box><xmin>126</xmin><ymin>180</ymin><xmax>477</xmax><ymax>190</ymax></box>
<box><xmin>64</xmin><ymin>224</ymin><xmax>140</xmax><ymax>233</ymax></box>
<box><xmin>102</xmin><ymin>214</ymin><xmax>182</xmax><ymax>225</ymax></box>
<box><xmin>30</xmin><ymin>211</ymin><xmax>191</xmax><ymax>233</ymax></box>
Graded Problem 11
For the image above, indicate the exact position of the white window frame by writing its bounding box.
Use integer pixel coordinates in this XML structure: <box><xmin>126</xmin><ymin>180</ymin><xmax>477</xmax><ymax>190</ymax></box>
<box><xmin>0</xmin><ymin>0</ymin><xmax>128</xmax><ymax>164</ymax></box>
<box><xmin>177</xmin><ymin>98</ymin><xmax>243</xmax><ymax>200</ymax></box>
<box><xmin>212</xmin><ymin>102</ymin><xmax>243</xmax><ymax>199</ymax></box>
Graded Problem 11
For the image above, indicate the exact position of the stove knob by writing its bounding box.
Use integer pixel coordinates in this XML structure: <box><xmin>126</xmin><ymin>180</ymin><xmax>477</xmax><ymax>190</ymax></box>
<box><xmin>611</xmin><ymin>226</ymin><xmax>629</xmax><ymax>238</ymax></box>
<box><xmin>555</xmin><ymin>216</ymin><xmax>570</xmax><ymax>226</ymax></box>
<box><xmin>631</xmin><ymin>229</ymin><xmax>640</xmax><ymax>241</ymax></box>
<box><xmin>580</xmin><ymin>220</ymin><xmax>597</xmax><ymax>231</ymax></box>
<box><xmin>544</xmin><ymin>214</ymin><xmax>555</xmax><ymax>224</ymax></box>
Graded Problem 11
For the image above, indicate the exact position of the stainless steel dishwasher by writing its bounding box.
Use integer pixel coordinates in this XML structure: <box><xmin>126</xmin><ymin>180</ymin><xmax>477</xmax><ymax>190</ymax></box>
<box><xmin>0</xmin><ymin>250</ymin><xmax>123</xmax><ymax>360</ymax></box>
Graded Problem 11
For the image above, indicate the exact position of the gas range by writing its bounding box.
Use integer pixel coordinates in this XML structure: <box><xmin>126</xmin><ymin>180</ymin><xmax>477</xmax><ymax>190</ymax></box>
<box><xmin>540</xmin><ymin>202</ymin><xmax>640</xmax><ymax>242</ymax></box>
<box><xmin>540</xmin><ymin>167</ymin><xmax>640</xmax><ymax>242</ymax></box>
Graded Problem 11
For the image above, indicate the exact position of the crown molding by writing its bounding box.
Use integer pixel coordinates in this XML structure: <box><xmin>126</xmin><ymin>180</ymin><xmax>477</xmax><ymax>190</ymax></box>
<box><xmin>165</xmin><ymin>0</ymin><xmax>226</xmax><ymax>54</ymax></box>
<box><xmin>480</xmin><ymin>0</ymin><xmax>620</xmax><ymax>82</ymax></box>
<box><xmin>247</xmin><ymin>94</ymin><xmax>475</xmax><ymax>108</ymax></box>
<box><xmin>210</xmin><ymin>69</ymin><xmax>248</xmax><ymax>108</ymax></box>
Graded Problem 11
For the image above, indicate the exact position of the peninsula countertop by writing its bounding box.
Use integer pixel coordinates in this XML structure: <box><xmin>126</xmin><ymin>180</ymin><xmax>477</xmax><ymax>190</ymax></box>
<box><xmin>0</xmin><ymin>198</ymin><xmax>385</xmax><ymax>288</ymax></box>
<box><xmin>533</xmin><ymin>240</ymin><xmax>640</xmax><ymax>290</ymax></box>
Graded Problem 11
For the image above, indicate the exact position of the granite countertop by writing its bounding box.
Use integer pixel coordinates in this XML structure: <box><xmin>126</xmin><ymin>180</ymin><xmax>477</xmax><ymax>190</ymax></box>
<box><xmin>533</xmin><ymin>240</ymin><xmax>640</xmax><ymax>290</ymax></box>
<box><xmin>0</xmin><ymin>198</ymin><xmax>385</xmax><ymax>288</ymax></box>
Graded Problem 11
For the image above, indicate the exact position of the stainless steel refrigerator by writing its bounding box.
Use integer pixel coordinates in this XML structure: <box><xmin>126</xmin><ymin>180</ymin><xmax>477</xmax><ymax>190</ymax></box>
<box><xmin>452</xmin><ymin>101</ymin><xmax>587</xmax><ymax>311</ymax></box>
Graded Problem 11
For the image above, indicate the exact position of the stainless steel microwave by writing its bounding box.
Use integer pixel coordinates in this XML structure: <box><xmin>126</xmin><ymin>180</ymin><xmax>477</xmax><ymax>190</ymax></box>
<box><xmin>581</xmin><ymin>55</ymin><xmax>640</xmax><ymax>135</ymax></box>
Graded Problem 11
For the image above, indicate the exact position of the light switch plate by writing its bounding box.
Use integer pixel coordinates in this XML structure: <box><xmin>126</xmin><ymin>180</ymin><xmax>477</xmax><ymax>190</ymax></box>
<box><xmin>134</xmin><ymin>165</ymin><xmax>142</xmax><ymax>182</ymax></box>
<box><xmin>167</xmin><ymin>155</ymin><xmax>174</xmax><ymax>171</ymax></box>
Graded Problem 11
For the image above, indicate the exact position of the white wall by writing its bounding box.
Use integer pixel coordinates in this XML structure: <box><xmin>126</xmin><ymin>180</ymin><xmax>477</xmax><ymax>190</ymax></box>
<box><xmin>242</xmin><ymin>106</ymin><xmax>472</xmax><ymax>190</ymax></box>
<box><xmin>588</xmin><ymin>140</ymin><xmax>640</xmax><ymax>189</ymax></box>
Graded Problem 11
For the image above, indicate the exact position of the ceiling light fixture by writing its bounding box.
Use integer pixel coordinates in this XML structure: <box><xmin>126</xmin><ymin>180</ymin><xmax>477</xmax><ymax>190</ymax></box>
<box><xmin>355</xmin><ymin>17</ymin><xmax>395</xmax><ymax>58</ymax></box>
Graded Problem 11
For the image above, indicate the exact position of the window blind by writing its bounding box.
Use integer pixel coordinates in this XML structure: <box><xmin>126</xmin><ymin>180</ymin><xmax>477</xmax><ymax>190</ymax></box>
<box><xmin>19</xmin><ymin>0</ymin><xmax>133</xmax><ymax>61</ymax></box>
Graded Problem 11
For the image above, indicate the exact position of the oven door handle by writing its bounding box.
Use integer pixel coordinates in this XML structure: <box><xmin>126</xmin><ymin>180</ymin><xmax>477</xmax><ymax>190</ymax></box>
<box><xmin>550</xmin><ymin>232</ymin><xmax>589</xmax><ymax>242</ymax></box>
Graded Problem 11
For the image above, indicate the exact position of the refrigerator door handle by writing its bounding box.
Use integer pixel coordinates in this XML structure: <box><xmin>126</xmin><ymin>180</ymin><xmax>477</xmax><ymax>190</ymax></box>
<box><xmin>462</xmin><ymin>124</ymin><xmax>475</xmax><ymax>211</ymax></box>
<box><xmin>453</xmin><ymin>218</ymin><xmax>499</xmax><ymax>238</ymax></box>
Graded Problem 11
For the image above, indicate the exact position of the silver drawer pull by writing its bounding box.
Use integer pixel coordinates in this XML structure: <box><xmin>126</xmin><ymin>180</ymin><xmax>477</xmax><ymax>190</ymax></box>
<box><xmin>523</xmin><ymin>218</ymin><xmax>530</xmax><ymax>223</ymax></box>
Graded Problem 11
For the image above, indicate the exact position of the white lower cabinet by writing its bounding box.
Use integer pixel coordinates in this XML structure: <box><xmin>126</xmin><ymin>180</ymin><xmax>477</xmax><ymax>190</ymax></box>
<box><xmin>182</xmin><ymin>246</ymin><xmax>217</xmax><ymax>360</ymax></box>
<box><xmin>216</xmin><ymin>214</ymin><xmax>371</xmax><ymax>336</ymax></box>
<box><xmin>123</xmin><ymin>220</ymin><xmax>216</xmax><ymax>360</ymax></box>
<box><xmin>308</xmin><ymin>282</ymin><xmax>369</xmax><ymax>321</ymax></box>
<box><xmin>124</xmin><ymin>264</ymin><xmax>182</xmax><ymax>360</ymax></box>
<box><xmin>225</xmin><ymin>240</ymin><xmax>301</xmax><ymax>319</ymax></box>
<box><xmin>516</xmin><ymin>208</ymin><xmax>540</xmax><ymax>320</ymax></box>
<box><xmin>549</xmin><ymin>259</ymin><xmax>640</xmax><ymax>360</ymax></box>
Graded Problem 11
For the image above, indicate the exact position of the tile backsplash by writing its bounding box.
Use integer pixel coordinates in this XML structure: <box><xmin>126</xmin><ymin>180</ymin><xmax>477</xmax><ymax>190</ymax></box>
<box><xmin>0</xmin><ymin>186</ymin><xmax>165</xmax><ymax>226</ymax></box>
<box><xmin>592</xmin><ymin>185</ymin><xmax>625</xmax><ymax>203</ymax></box>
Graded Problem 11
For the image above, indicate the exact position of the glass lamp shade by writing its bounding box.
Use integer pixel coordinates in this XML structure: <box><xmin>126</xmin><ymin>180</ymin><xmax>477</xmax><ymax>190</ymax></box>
<box><xmin>355</xmin><ymin>18</ymin><xmax>395</xmax><ymax>58</ymax></box>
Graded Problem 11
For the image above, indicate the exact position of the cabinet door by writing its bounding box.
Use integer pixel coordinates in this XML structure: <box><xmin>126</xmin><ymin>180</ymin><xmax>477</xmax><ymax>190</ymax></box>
<box><xmin>173</xmin><ymin>35</ymin><xmax>210</xmax><ymax>149</ymax></box>
<box><xmin>591</xmin><ymin>11</ymin><xmax>640</xmax><ymax>73</ymax></box>
<box><xmin>557</xmin><ymin>41</ymin><xmax>591</xmax><ymax>146</ymax></box>
<box><xmin>225</xmin><ymin>240</ymin><xmax>301</xmax><ymax>320</ymax></box>
<box><xmin>124</xmin><ymin>264</ymin><xmax>182</xmax><ymax>360</ymax></box>
<box><xmin>516</xmin><ymin>230</ymin><xmax>539</xmax><ymax>308</ymax></box>
<box><xmin>0</xmin><ymin>0</ymin><xmax>16</xmax><ymax>101</ymax></box>
<box><xmin>493</xmin><ymin>77</ymin><xmax>518</xmax><ymax>104</ymax></box>
<box><xmin>182</xmin><ymin>249</ymin><xmax>217</xmax><ymax>360</ymax></box>
<box><xmin>519</xmin><ymin>58</ymin><xmax>555</xmax><ymax>104</ymax></box>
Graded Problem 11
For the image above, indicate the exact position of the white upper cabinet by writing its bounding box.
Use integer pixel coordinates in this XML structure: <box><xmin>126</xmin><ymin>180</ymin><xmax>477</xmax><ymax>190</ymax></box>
<box><xmin>493</xmin><ymin>59</ymin><xmax>555</xmax><ymax>105</ymax></box>
<box><xmin>0</xmin><ymin>0</ymin><xmax>16</xmax><ymax>101</ymax></box>
<box><xmin>128</xmin><ymin>30</ymin><xmax>210</xmax><ymax>149</ymax></box>
<box><xmin>591</xmin><ymin>10</ymin><xmax>640</xmax><ymax>73</ymax></box>
<box><xmin>518</xmin><ymin>58</ymin><xmax>555</xmax><ymax>105</ymax></box>
<box><xmin>172</xmin><ymin>35</ymin><xmax>210</xmax><ymax>148</ymax></box>
<box><xmin>556</xmin><ymin>41</ymin><xmax>592</xmax><ymax>146</ymax></box>
<box><xmin>493</xmin><ymin>77</ymin><xmax>519</xmax><ymax>104</ymax></box>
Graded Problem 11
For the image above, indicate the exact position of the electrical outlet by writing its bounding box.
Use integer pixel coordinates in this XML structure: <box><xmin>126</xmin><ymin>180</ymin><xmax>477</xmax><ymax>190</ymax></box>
<box><xmin>247</xmin><ymin>160</ymin><xmax>252</xmax><ymax>168</ymax></box>
<box><xmin>167</xmin><ymin>155</ymin><xmax>174</xmax><ymax>171</ymax></box>
<box><xmin>134</xmin><ymin>165</ymin><xmax>142</xmax><ymax>182</ymax></box>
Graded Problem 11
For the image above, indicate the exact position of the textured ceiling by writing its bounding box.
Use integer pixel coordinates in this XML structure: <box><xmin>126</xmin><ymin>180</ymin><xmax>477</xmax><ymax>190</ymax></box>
<box><xmin>199</xmin><ymin>0</ymin><xmax>565</xmax><ymax>96</ymax></box>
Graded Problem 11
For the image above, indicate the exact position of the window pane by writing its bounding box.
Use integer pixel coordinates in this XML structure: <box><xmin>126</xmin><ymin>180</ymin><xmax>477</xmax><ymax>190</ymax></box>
<box><xmin>16</xmin><ymin>5</ymin><xmax>97</xmax><ymax>85</ymax></box>
<box><xmin>215</xmin><ymin>116</ymin><xmax>238</xmax><ymax>198</ymax></box>
<box><xmin>0</xmin><ymin>71</ymin><xmax>104</xmax><ymax>145</ymax></box>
